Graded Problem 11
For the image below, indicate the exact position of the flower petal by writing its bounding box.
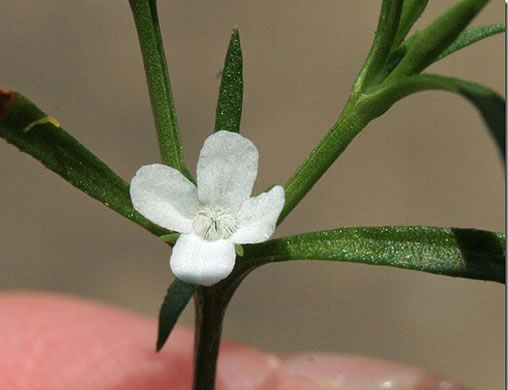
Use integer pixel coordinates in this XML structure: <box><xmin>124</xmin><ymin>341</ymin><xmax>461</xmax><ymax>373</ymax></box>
<box><xmin>197</xmin><ymin>130</ymin><xmax>259</xmax><ymax>211</ymax></box>
<box><xmin>170</xmin><ymin>233</ymin><xmax>236</xmax><ymax>286</ymax></box>
<box><xmin>130</xmin><ymin>164</ymin><xmax>200</xmax><ymax>233</ymax></box>
<box><xmin>230</xmin><ymin>185</ymin><xmax>285</xmax><ymax>244</ymax></box>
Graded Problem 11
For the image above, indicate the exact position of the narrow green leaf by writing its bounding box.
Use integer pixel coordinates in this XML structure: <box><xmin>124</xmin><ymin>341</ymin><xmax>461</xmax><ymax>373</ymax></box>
<box><xmin>387</xmin><ymin>23</ymin><xmax>504</xmax><ymax>74</ymax></box>
<box><xmin>128</xmin><ymin>0</ymin><xmax>192</xmax><ymax>180</ymax></box>
<box><xmin>373</xmin><ymin>74</ymin><xmax>505</xmax><ymax>161</ymax></box>
<box><xmin>436</xmin><ymin>24</ymin><xmax>505</xmax><ymax>61</ymax></box>
<box><xmin>215</xmin><ymin>27</ymin><xmax>243</xmax><ymax>133</ymax></box>
<box><xmin>0</xmin><ymin>90</ymin><xmax>168</xmax><ymax>237</ymax></box>
<box><xmin>244</xmin><ymin>226</ymin><xmax>505</xmax><ymax>283</ymax></box>
<box><xmin>354</xmin><ymin>0</ymin><xmax>404</xmax><ymax>91</ymax></box>
<box><xmin>386</xmin><ymin>0</ymin><xmax>489</xmax><ymax>82</ymax></box>
<box><xmin>393</xmin><ymin>0</ymin><xmax>429</xmax><ymax>47</ymax></box>
<box><xmin>156</xmin><ymin>279</ymin><xmax>197</xmax><ymax>351</ymax></box>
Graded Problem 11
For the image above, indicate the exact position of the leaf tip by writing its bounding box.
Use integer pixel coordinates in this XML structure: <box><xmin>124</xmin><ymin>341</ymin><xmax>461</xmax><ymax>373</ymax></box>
<box><xmin>231</xmin><ymin>26</ymin><xmax>241</xmax><ymax>42</ymax></box>
<box><xmin>155</xmin><ymin>339</ymin><xmax>164</xmax><ymax>353</ymax></box>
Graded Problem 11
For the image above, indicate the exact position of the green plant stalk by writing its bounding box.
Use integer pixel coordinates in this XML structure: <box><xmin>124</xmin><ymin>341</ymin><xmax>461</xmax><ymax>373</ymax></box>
<box><xmin>280</xmin><ymin>0</ymin><xmax>406</xmax><ymax>224</ymax></box>
<box><xmin>192</xmin><ymin>284</ymin><xmax>237</xmax><ymax>390</ymax></box>
<box><xmin>279</xmin><ymin>65</ymin><xmax>505</xmax><ymax>224</ymax></box>
<box><xmin>279</xmin><ymin>95</ymin><xmax>380</xmax><ymax>224</ymax></box>
<box><xmin>128</xmin><ymin>0</ymin><xmax>192</xmax><ymax>179</ymax></box>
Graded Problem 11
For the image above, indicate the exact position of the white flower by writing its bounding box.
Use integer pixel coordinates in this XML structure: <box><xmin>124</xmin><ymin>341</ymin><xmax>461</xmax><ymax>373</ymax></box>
<box><xmin>130</xmin><ymin>130</ymin><xmax>285</xmax><ymax>286</ymax></box>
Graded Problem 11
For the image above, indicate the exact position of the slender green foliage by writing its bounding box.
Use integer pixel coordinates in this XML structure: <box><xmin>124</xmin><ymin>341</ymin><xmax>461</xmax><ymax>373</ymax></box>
<box><xmin>129</xmin><ymin>0</ymin><xmax>192</xmax><ymax>179</ymax></box>
<box><xmin>392</xmin><ymin>0</ymin><xmax>429</xmax><ymax>47</ymax></box>
<box><xmin>354</xmin><ymin>0</ymin><xmax>404</xmax><ymax>91</ymax></box>
<box><xmin>243</xmin><ymin>226</ymin><xmax>505</xmax><ymax>283</ymax></box>
<box><xmin>385</xmin><ymin>0</ymin><xmax>489</xmax><ymax>82</ymax></box>
<box><xmin>157</xmin><ymin>279</ymin><xmax>197</xmax><ymax>351</ymax></box>
<box><xmin>371</xmin><ymin>74</ymin><xmax>505</xmax><ymax>161</ymax></box>
<box><xmin>215</xmin><ymin>28</ymin><xmax>243</xmax><ymax>133</ymax></box>
<box><xmin>390</xmin><ymin>23</ymin><xmax>505</xmax><ymax>73</ymax></box>
<box><xmin>0</xmin><ymin>90</ymin><xmax>168</xmax><ymax>236</ymax></box>
<box><xmin>437</xmin><ymin>23</ymin><xmax>505</xmax><ymax>61</ymax></box>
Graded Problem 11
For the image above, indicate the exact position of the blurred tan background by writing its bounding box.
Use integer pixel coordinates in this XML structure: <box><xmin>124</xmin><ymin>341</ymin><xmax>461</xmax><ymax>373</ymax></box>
<box><xmin>0</xmin><ymin>1</ymin><xmax>504</xmax><ymax>389</ymax></box>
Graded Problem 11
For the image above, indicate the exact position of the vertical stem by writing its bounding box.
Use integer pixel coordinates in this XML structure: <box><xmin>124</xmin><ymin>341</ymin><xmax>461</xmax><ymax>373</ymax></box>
<box><xmin>192</xmin><ymin>286</ymin><xmax>228</xmax><ymax>390</ymax></box>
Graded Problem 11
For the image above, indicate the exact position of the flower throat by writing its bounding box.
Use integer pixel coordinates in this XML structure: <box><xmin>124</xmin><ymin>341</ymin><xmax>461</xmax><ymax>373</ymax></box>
<box><xmin>192</xmin><ymin>206</ymin><xmax>237</xmax><ymax>241</ymax></box>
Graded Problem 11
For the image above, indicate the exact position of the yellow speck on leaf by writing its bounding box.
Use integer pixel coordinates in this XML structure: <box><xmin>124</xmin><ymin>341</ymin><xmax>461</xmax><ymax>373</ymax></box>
<box><xmin>23</xmin><ymin>116</ymin><xmax>60</xmax><ymax>133</ymax></box>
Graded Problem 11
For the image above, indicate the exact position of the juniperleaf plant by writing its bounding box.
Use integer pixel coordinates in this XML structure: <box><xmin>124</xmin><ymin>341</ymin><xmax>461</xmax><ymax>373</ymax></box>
<box><xmin>0</xmin><ymin>1</ymin><xmax>504</xmax><ymax>389</ymax></box>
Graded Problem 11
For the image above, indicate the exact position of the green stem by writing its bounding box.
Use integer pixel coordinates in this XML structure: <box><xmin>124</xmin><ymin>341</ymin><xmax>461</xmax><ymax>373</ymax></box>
<box><xmin>128</xmin><ymin>0</ymin><xmax>192</xmax><ymax>178</ymax></box>
<box><xmin>279</xmin><ymin>96</ymin><xmax>376</xmax><ymax>224</ymax></box>
<box><xmin>192</xmin><ymin>283</ymin><xmax>238</xmax><ymax>390</ymax></box>
<box><xmin>278</xmin><ymin>0</ymin><xmax>406</xmax><ymax>225</ymax></box>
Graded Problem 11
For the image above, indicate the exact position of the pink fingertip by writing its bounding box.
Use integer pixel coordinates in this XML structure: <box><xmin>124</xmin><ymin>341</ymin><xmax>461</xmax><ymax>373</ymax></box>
<box><xmin>0</xmin><ymin>291</ymin><xmax>279</xmax><ymax>390</ymax></box>
<box><xmin>259</xmin><ymin>354</ymin><xmax>473</xmax><ymax>390</ymax></box>
<box><xmin>218</xmin><ymin>342</ymin><xmax>280</xmax><ymax>390</ymax></box>
<box><xmin>0</xmin><ymin>292</ymin><xmax>475</xmax><ymax>390</ymax></box>
<box><xmin>0</xmin><ymin>291</ymin><xmax>194</xmax><ymax>390</ymax></box>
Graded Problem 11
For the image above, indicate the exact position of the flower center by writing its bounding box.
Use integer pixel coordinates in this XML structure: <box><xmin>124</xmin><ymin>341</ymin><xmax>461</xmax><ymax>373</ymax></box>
<box><xmin>192</xmin><ymin>206</ymin><xmax>237</xmax><ymax>241</ymax></box>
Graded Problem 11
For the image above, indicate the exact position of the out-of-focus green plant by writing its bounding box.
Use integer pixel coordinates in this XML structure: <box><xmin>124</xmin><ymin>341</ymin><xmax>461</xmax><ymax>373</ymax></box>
<box><xmin>0</xmin><ymin>0</ymin><xmax>504</xmax><ymax>389</ymax></box>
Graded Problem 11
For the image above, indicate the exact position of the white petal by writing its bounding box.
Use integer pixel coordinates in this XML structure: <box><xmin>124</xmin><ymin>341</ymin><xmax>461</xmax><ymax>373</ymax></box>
<box><xmin>230</xmin><ymin>185</ymin><xmax>285</xmax><ymax>244</ymax></box>
<box><xmin>197</xmin><ymin>130</ymin><xmax>258</xmax><ymax>211</ymax></box>
<box><xmin>170</xmin><ymin>233</ymin><xmax>236</xmax><ymax>286</ymax></box>
<box><xmin>130</xmin><ymin>164</ymin><xmax>200</xmax><ymax>233</ymax></box>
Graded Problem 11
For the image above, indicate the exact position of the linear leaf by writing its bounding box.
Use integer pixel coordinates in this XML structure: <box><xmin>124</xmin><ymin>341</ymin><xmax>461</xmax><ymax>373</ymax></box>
<box><xmin>129</xmin><ymin>0</ymin><xmax>192</xmax><ymax>179</ymax></box>
<box><xmin>215</xmin><ymin>27</ymin><xmax>243</xmax><ymax>133</ymax></box>
<box><xmin>436</xmin><ymin>23</ymin><xmax>505</xmax><ymax>61</ymax></box>
<box><xmin>0</xmin><ymin>90</ymin><xmax>168</xmax><ymax>236</ymax></box>
<box><xmin>354</xmin><ymin>0</ymin><xmax>404</xmax><ymax>91</ymax></box>
<box><xmin>387</xmin><ymin>23</ymin><xmax>504</xmax><ymax>76</ymax></box>
<box><xmin>373</xmin><ymin>74</ymin><xmax>505</xmax><ymax>161</ymax></box>
<box><xmin>393</xmin><ymin>0</ymin><xmax>429</xmax><ymax>47</ymax></box>
<box><xmin>244</xmin><ymin>226</ymin><xmax>505</xmax><ymax>283</ymax></box>
<box><xmin>386</xmin><ymin>0</ymin><xmax>488</xmax><ymax>82</ymax></box>
<box><xmin>156</xmin><ymin>279</ymin><xmax>197</xmax><ymax>351</ymax></box>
